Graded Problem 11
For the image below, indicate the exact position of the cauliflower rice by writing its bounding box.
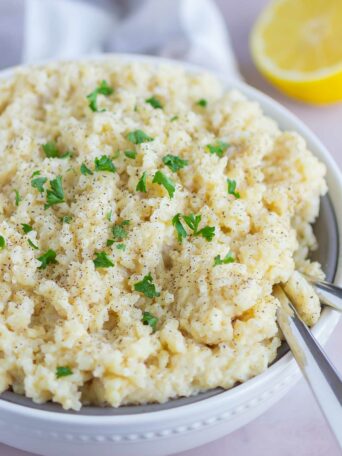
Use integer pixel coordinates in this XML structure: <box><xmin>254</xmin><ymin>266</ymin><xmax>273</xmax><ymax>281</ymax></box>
<box><xmin>0</xmin><ymin>60</ymin><xmax>327</xmax><ymax>410</ymax></box>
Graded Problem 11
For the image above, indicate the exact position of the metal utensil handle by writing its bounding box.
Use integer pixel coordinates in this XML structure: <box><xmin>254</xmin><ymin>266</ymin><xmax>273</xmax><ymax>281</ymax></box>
<box><xmin>307</xmin><ymin>278</ymin><xmax>342</xmax><ymax>313</ymax></box>
<box><xmin>274</xmin><ymin>286</ymin><xmax>342</xmax><ymax>448</ymax></box>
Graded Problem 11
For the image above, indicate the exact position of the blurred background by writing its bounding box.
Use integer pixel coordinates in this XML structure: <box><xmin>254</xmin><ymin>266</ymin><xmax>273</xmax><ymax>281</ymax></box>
<box><xmin>0</xmin><ymin>0</ymin><xmax>341</xmax><ymax>455</ymax></box>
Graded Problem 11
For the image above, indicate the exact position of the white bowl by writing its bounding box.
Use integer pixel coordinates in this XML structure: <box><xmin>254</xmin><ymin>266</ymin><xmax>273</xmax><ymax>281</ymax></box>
<box><xmin>0</xmin><ymin>54</ymin><xmax>341</xmax><ymax>456</ymax></box>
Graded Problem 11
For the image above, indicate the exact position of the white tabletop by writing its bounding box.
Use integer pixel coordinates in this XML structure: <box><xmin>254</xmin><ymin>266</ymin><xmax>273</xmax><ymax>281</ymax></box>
<box><xmin>1</xmin><ymin>0</ymin><xmax>342</xmax><ymax>455</ymax></box>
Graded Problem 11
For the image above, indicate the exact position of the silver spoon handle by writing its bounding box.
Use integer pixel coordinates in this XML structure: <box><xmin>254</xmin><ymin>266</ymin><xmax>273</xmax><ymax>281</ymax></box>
<box><xmin>305</xmin><ymin>277</ymin><xmax>342</xmax><ymax>312</ymax></box>
<box><xmin>274</xmin><ymin>286</ymin><xmax>342</xmax><ymax>448</ymax></box>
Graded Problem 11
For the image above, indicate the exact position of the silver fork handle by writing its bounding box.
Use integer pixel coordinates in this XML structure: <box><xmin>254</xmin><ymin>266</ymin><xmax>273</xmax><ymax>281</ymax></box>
<box><xmin>274</xmin><ymin>286</ymin><xmax>342</xmax><ymax>448</ymax></box>
<box><xmin>305</xmin><ymin>277</ymin><xmax>342</xmax><ymax>312</ymax></box>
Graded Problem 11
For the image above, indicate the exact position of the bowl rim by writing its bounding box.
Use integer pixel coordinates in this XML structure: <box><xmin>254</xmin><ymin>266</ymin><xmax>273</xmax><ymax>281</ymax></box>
<box><xmin>0</xmin><ymin>52</ymin><xmax>341</xmax><ymax>425</ymax></box>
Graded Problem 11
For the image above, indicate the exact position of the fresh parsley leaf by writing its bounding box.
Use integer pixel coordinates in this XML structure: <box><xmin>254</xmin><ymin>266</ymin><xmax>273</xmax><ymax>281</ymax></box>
<box><xmin>31</xmin><ymin>170</ymin><xmax>41</xmax><ymax>177</ymax></box>
<box><xmin>106</xmin><ymin>239</ymin><xmax>115</xmax><ymax>247</ymax></box>
<box><xmin>60</xmin><ymin>151</ymin><xmax>73</xmax><ymax>159</ymax></box>
<box><xmin>136</xmin><ymin>171</ymin><xmax>147</xmax><ymax>192</ymax></box>
<box><xmin>106</xmin><ymin>210</ymin><xmax>113</xmax><ymax>222</ymax></box>
<box><xmin>42</xmin><ymin>142</ymin><xmax>72</xmax><ymax>159</ymax></box>
<box><xmin>206</xmin><ymin>141</ymin><xmax>229</xmax><ymax>158</ymax></box>
<box><xmin>182</xmin><ymin>214</ymin><xmax>215</xmax><ymax>241</ymax></box>
<box><xmin>94</xmin><ymin>155</ymin><xmax>116</xmax><ymax>173</ymax></box>
<box><xmin>214</xmin><ymin>252</ymin><xmax>235</xmax><ymax>266</ymax></box>
<box><xmin>56</xmin><ymin>366</ymin><xmax>73</xmax><ymax>379</ymax></box>
<box><xmin>87</xmin><ymin>93</ymin><xmax>98</xmax><ymax>112</ymax></box>
<box><xmin>196</xmin><ymin>98</ymin><xmax>207</xmax><ymax>107</ymax></box>
<box><xmin>0</xmin><ymin>236</ymin><xmax>5</xmax><ymax>251</ymax></box>
<box><xmin>172</xmin><ymin>213</ymin><xmax>187</xmax><ymax>242</ymax></box>
<box><xmin>170</xmin><ymin>115</ymin><xmax>178</xmax><ymax>122</ymax></box>
<box><xmin>142</xmin><ymin>311</ymin><xmax>158</xmax><ymax>332</ymax></box>
<box><xmin>134</xmin><ymin>273</ymin><xmax>160</xmax><ymax>298</ymax></box>
<box><xmin>28</xmin><ymin>239</ymin><xmax>39</xmax><ymax>250</ymax></box>
<box><xmin>183</xmin><ymin>214</ymin><xmax>202</xmax><ymax>234</ymax></box>
<box><xmin>227</xmin><ymin>178</ymin><xmax>240</xmax><ymax>199</ymax></box>
<box><xmin>22</xmin><ymin>223</ymin><xmax>33</xmax><ymax>234</ymax></box>
<box><xmin>93</xmin><ymin>251</ymin><xmax>114</xmax><ymax>268</ymax></box>
<box><xmin>44</xmin><ymin>176</ymin><xmax>65</xmax><ymax>210</ymax></box>
<box><xmin>127</xmin><ymin>130</ymin><xmax>154</xmax><ymax>145</ymax></box>
<box><xmin>15</xmin><ymin>190</ymin><xmax>21</xmax><ymax>206</ymax></box>
<box><xmin>197</xmin><ymin>225</ymin><xmax>215</xmax><ymax>241</ymax></box>
<box><xmin>38</xmin><ymin>249</ymin><xmax>57</xmax><ymax>269</ymax></box>
<box><xmin>96</xmin><ymin>80</ymin><xmax>113</xmax><ymax>95</ymax></box>
<box><xmin>162</xmin><ymin>154</ymin><xmax>188</xmax><ymax>172</ymax></box>
<box><xmin>31</xmin><ymin>176</ymin><xmax>47</xmax><ymax>193</ymax></box>
<box><xmin>61</xmin><ymin>216</ymin><xmax>72</xmax><ymax>224</ymax></box>
<box><xmin>87</xmin><ymin>80</ymin><xmax>114</xmax><ymax>112</ymax></box>
<box><xmin>42</xmin><ymin>141</ymin><xmax>59</xmax><ymax>158</ymax></box>
<box><xmin>116</xmin><ymin>243</ymin><xmax>126</xmax><ymax>251</ymax></box>
<box><xmin>80</xmin><ymin>162</ymin><xmax>93</xmax><ymax>175</ymax></box>
<box><xmin>112</xmin><ymin>220</ymin><xmax>130</xmax><ymax>241</ymax></box>
<box><xmin>152</xmin><ymin>171</ymin><xmax>175</xmax><ymax>198</ymax></box>
<box><xmin>124</xmin><ymin>150</ymin><xmax>137</xmax><ymax>159</ymax></box>
<box><xmin>145</xmin><ymin>96</ymin><xmax>163</xmax><ymax>109</ymax></box>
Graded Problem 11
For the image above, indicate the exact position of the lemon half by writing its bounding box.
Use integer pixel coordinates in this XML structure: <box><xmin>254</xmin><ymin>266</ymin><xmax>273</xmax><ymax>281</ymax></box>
<box><xmin>250</xmin><ymin>0</ymin><xmax>342</xmax><ymax>103</ymax></box>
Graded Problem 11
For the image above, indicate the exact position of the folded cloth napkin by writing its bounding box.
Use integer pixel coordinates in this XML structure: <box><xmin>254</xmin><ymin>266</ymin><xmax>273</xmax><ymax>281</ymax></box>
<box><xmin>0</xmin><ymin>0</ymin><xmax>239</xmax><ymax>78</ymax></box>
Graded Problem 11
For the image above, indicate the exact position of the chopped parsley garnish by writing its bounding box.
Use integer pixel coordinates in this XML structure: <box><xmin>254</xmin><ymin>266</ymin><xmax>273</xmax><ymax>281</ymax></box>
<box><xmin>152</xmin><ymin>171</ymin><xmax>175</xmax><ymax>198</ymax></box>
<box><xmin>94</xmin><ymin>155</ymin><xmax>116</xmax><ymax>173</ymax></box>
<box><xmin>182</xmin><ymin>214</ymin><xmax>202</xmax><ymax>233</ymax></box>
<box><xmin>134</xmin><ymin>273</ymin><xmax>160</xmax><ymax>298</ymax></box>
<box><xmin>206</xmin><ymin>141</ymin><xmax>229</xmax><ymax>158</ymax></box>
<box><xmin>15</xmin><ymin>190</ymin><xmax>21</xmax><ymax>206</ymax></box>
<box><xmin>176</xmin><ymin>213</ymin><xmax>215</xmax><ymax>241</ymax></box>
<box><xmin>196</xmin><ymin>98</ymin><xmax>207</xmax><ymax>107</ymax></box>
<box><xmin>124</xmin><ymin>150</ymin><xmax>137</xmax><ymax>159</ymax></box>
<box><xmin>116</xmin><ymin>243</ymin><xmax>126</xmax><ymax>251</ymax></box>
<box><xmin>106</xmin><ymin>239</ymin><xmax>115</xmax><ymax>247</ymax></box>
<box><xmin>197</xmin><ymin>225</ymin><xmax>215</xmax><ymax>241</ymax></box>
<box><xmin>106</xmin><ymin>210</ymin><xmax>113</xmax><ymax>222</ymax></box>
<box><xmin>136</xmin><ymin>171</ymin><xmax>147</xmax><ymax>192</ymax></box>
<box><xmin>31</xmin><ymin>170</ymin><xmax>41</xmax><ymax>177</ymax></box>
<box><xmin>127</xmin><ymin>129</ymin><xmax>154</xmax><ymax>145</ymax></box>
<box><xmin>214</xmin><ymin>252</ymin><xmax>235</xmax><ymax>266</ymax></box>
<box><xmin>22</xmin><ymin>224</ymin><xmax>33</xmax><ymax>234</ymax></box>
<box><xmin>60</xmin><ymin>151</ymin><xmax>73</xmax><ymax>159</ymax></box>
<box><xmin>93</xmin><ymin>251</ymin><xmax>114</xmax><ymax>269</ymax></box>
<box><xmin>38</xmin><ymin>249</ymin><xmax>57</xmax><ymax>269</ymax></box>
<box><xmin>42</xmin><ymin>141</ymin><xmax>59</xmax><ymax>158</ymax></box>
<box><xmin>42</xmin><ymin>142</ymin><xmax>72</xmax><ymax>159</ymax></box>
<box><xmin>44</xmin><ymin>176</ymin><xmax>65</xmax><ymax>209</ymax></box>
<box><xmin>28</xmin><ymin>239</ymin><xmax>39</xmax><ymax>250</ymax></box>
<box><xmin>142</xmin><ymin>311</ymin><xmax>158</xmax><ymax>332</ymax></box>
<box><xmin>80</xmin><ymin>162</ymin><xmax>93</xmax><ymax>175</ymax></box>
<box><xmin>162</xmin><ymin>154</ymin><xmax>188</xmax><ymax>172</ymax></box>
<box><xmin>0</xmin><ymin>236</ymin><xmax>5</xmax><ymax>251</ymax></box>
<box><xmin>112</xmin><ymin>220</ymin><xmax>130</xmax><ymax>241</ymax></box>
<box><xmin>145</xmin><ymin>96</ymin><xmax>163</xmax><ymax>109</ymax></box>
<box><xmin>87</xmin><ymin>80</ymin><xmax>114</xmax><ymax>112</ymax></box>
<box><xmin>227</xmin><ymin>178</ymin><xmax>240</xmax><ymax>199</ymax></box>
<box><xmin>56</xmin><ymin>366</ymin><xmax>73</xmax><ymax>379</ymax></box>
<box><xmin>172</xmin><ymin>213</ymin><xmax>187</xmax><ymax>242</ymax></box>
<box><xmin>31</xmin><ymin>176</ymin><xmax>47</xmax><ymax>193</ymax></box>
<box><xmin>61</xmin><ymin>216</ymin><xmax>72</xmax><ymax>224</ymax></box>
<box><xmin>170</xmin><ymin>115</ymin><xmax>178</xmax><ymax>122</ymax></box>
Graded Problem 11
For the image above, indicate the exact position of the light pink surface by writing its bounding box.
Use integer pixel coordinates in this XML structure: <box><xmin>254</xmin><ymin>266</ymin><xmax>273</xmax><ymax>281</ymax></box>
<box><xmin>1</xmin><ymin>1</ymin><xmax>342</xmax><ymax>455</ymax></box>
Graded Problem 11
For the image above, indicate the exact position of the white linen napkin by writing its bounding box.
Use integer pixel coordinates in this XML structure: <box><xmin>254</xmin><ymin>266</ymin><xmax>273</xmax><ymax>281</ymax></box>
<box><xmin>0</xmin><ymin>0</ymin><xmax>239</xmax><ymax>78</ymax></box>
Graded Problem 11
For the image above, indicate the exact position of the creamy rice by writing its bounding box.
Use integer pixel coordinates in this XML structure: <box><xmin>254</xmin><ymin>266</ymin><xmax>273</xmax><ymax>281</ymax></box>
<box><xmin>0</xmin><ymin>60</ymin><xmax>326</xmax><ymax>410</ymax></box>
